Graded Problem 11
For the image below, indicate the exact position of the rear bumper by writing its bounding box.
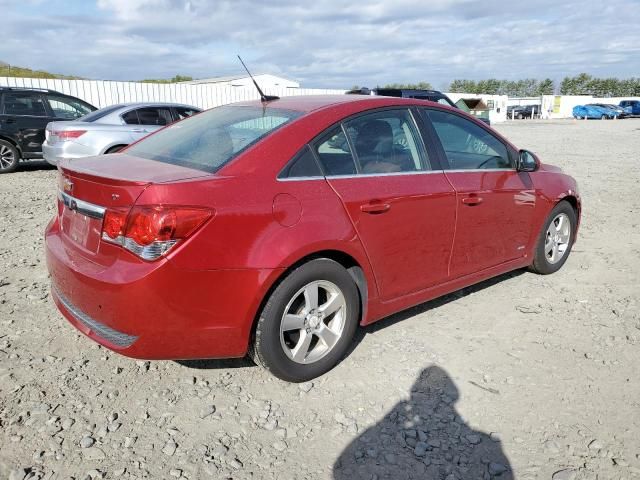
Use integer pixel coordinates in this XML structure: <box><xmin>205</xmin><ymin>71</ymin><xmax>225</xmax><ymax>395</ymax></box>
<box><xmin>43</xmin><ymin>141</ymin><xmax>99</xmax><ymax>166</ymax></box>
<box><xmin>46</xmin><ymin>217</ymin><xmax>282</xmax><ymax>360</ymax></box>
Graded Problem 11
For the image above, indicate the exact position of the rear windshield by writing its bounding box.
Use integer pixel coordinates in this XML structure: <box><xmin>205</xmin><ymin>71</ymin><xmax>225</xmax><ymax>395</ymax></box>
<box><xmin>125</xmin><ymin>105</ymin><xmax>302</xmax><ymax>172</ymax></box>
<box><xmin>79</xmin><ymin>104</ymin><xmax>125</xmax><ymax>122</ymax></box>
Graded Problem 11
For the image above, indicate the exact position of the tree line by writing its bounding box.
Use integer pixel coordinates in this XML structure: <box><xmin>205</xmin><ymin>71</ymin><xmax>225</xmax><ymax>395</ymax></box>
<box><xmin>448</xmin><ymin>74</ymin><xmax>640</xmax><ymax>97</ymax></box>
<box><xmin>558</xmin><ymin>73</ymin><xmax>640</xmax><ymax>96</ymax></box>
<box><xmin>448</xmin><ymin>78</ymin><xmax>554</xmax><ymax>96</ymax></box>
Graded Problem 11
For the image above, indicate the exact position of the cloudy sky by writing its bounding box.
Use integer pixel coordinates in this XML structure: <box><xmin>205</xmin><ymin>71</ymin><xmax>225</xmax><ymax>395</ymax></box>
<box><xmin>1</xmin><ymin>0</ymin><xmax>639</xmax><ymax>89</ymax></box>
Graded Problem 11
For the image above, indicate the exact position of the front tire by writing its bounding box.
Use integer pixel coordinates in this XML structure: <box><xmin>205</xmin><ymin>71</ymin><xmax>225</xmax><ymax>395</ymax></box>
<box><xmin>531</xmin><ymin>201</ymin><xmax>576</xmax><ymax>274</ymax></box>
<box><xmin>250</xmin><ymin>258</ymin><xmax>360</xmax><ymax>382</ymax></box>
<box><xmin>0</xmin><ymin>140</ymin><xmax>20</xmax><ymax>174</ymax></box>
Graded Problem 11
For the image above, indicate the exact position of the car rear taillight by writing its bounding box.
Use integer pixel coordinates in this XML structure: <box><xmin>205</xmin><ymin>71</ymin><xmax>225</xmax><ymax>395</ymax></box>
<box><xmin>53</xmin><ymin>130</ymin><xmax>87</xmax><ymax>140</ymax></box>
<box><xmin>101</xmin><ymin>206</ymin><xmax>212</xmax><ymax>260</ymax></box>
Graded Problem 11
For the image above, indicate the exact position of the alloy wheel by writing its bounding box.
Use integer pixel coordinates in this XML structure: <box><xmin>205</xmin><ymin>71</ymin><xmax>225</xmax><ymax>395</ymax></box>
<box><xmin>544</xmin><ymin>213</ymin><xmax>571</xmax><ymax>264</ymax></box>
<box><xmin>0</xmin><ymin>145</ymin><xmax>16</xmax><ymax>170</ymax></box>
<box><xmin>279</xmin><ymin>280</ymin><xmax>347</xmax><ymax>364</ymax></box>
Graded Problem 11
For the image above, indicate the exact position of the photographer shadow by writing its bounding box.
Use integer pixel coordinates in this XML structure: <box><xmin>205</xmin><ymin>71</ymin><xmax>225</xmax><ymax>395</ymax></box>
<box><xmin>333</xmin><ymin>366</ymin><xmax>513</xmax><ymax>479</ymax></box>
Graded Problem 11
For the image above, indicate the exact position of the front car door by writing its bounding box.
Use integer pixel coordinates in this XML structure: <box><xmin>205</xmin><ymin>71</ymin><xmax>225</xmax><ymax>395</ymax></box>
<box><xmin>0</xmin><ymin>91</ymin><xmax>50</xmax><ymax>159</ymax></box>
<box><xmin>420</xmin><ymin>108</ymin><xmax>536</xmax><ymax>278</ymax></box>
<box><xmin>314</xmin><ymin>108</ymin><xmax>457</xmax><ymax>301</ymax></box>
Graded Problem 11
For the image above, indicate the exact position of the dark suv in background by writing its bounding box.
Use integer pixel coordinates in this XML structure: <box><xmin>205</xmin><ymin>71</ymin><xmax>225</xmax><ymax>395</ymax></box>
<box><xmin>347</xmin><ymin>87</ymin><xmax>491</xmax><ymax>125</ymax></box>
<box><xmin>0</xmin><ymin>87</ymin><xmax>96</xmax><ymax>173</ymax></box>
<box><xmin>348</xmin><ymin>87</ymin><xmax>457</xmax><ymax>107</ymax></box>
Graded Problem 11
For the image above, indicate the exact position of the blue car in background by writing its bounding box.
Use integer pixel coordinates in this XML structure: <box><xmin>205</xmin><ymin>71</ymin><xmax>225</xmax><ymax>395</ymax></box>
<box><xmin>573</xmin><ymin>104</ymin><xmax>618</xmax><ymax>119</ymax></box>
<box><xmin>619</xmin><ymin>100</ymin><xmax>640</xmax><ymax>116</ymax></box>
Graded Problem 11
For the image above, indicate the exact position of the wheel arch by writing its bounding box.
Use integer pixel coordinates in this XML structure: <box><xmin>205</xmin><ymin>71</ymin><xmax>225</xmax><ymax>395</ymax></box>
<box><xmin>248</xmin><ymin>249</ymin><xmax>370</xmax><ymax>349</ymax></box>
<box><xmin>102</xmin><ymin>143</ymin><xmax>129</xmax><ymax>154</ymax></box>
<box><xmin>0</xmin><ymin>135</ymin><xmax>22</xmax><ymax>155</ymax></box>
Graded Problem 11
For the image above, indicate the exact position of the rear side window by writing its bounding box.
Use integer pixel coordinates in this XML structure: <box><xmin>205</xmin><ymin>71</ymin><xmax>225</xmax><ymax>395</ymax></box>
<box><xmin>80</xmin><ymin>104</ymin><xmax>124</xmax><ymax>122</ymax></box>
<box><xmin>424</xmin><ymin>109</ymin><xmax>511</xmax><ymax>170</ymax></box>
<box><xmin>279</xmin><ymin>146</ymin><xmax>322</xmax><ymax>179</ymax></box>
<box><xmin>2</xmin><ymin>92</ymin><xmax>47</xmax><ymax>116</ymax></box>
<box><xmin>122</xmin><ymin>110</ymin><xmax>140</xmax><ymax>125</ymax></box>
<box><xmin>175</xmin><ymin>107</ymin><xmax>200</xmax><ymax>120</ymax></box>
<box><xmin>45</xmin><ymin>94</ymin><xmax>93</xmax><ymax>119</ymax></box>
<box><xmin>126</xmin><ymin>105</ymin><xmax>302</xmax><ymax>173</ymax></box>
<box><xmin>314</xmin><ymin>127</ymin><xmax>357</xmax><ymax>176</ymax></box>
<box><xmin>136</xmin><ymin>107</ymin><xmax>173</xmax><ymax>126</ymax></box>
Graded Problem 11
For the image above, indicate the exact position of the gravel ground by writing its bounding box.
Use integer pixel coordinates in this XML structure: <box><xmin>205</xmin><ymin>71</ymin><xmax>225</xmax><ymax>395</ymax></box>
<box><xmin>1</xmin><ymin>118</ymin><xmax>639</xmax><ymax>480</ymax></box>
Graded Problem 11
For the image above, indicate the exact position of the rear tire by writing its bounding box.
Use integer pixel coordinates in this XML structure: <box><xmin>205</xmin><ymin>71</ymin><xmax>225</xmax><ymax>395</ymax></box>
<box><xmin>250</xmin><ymin>258</ymin><xmax>360</xmax><ymax>382</ymax></box>
<box><xmin>0</xmin><ymin>140</ymin><xmax>20</xmax><ymax>174</ymax></box>
<box><xmin>531</xmin><ymin>201</ymin><xmax>577</xmax><ymax>275</ymax></box>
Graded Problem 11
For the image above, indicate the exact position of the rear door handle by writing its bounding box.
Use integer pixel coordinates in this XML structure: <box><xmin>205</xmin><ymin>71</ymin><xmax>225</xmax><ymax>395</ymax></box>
<box><xmin>462</xmin><ymin>196</ymin><xmax>483</xmax><ymax>206</ymax></box>
<box><xmin>131</xmin><ymin>128</ymin><xmax>148</xmax><ymax>133</ymax></box>
<box><xmin>360</xmin><ymin>203</ymin><xmax>391</xmax><ymax>214</ymax></box>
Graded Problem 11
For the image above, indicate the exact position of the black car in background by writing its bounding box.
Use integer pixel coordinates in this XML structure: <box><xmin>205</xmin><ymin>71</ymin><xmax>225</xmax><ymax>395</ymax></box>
<box><xmin>347</xmin><ymin>87</ymin><xmax>458</xmax><ymax>107</ymax></box>
<box><xmin>507</xmin><ymin>104</ymin><xmax>541</xmax><ymax>119</ymax></box>
<box><xmin>0</xmin><ymin>87</ymin><xmax>96</xmax><ymax>173</ymax></box>
<box><xmin>347</xmin><ymin>87</ymin><xmax>491</xmax><ymax>125</ymax></box>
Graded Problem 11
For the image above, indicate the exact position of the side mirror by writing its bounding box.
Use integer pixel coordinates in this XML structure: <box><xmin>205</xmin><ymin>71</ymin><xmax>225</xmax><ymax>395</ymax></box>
<box><xmin>517</xmin><ymin>149</ymin><xmax>539</xmax><ymax>172</ymax></box>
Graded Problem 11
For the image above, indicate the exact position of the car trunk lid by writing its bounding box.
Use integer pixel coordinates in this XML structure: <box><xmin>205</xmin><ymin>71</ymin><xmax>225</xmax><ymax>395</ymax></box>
<box><xmin>57</xmin><ymin>154</ymin><xmax>211</xmax><ymax>258</ymax></box>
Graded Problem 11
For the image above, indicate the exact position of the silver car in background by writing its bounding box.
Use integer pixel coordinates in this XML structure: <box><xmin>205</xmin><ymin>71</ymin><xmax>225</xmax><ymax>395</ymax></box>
<box><xmin>43</xmin><ymin>103</ymin><xmax>201</xmax><ymax>165</ymax></box>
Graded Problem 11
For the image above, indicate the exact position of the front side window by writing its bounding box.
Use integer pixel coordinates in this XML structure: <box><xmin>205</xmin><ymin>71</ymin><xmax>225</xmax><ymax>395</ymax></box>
<box><xmin>126</xmin><ymin>105</ymin><xmax>301</xmax><ymax>173</ymax></box>
<box><xmin>2</xmin><ymin>92</ymin><xmax>47</xmax><ymax>116</ymax></box>
<box><xmin>424</xmin><ymin>109</ymin><xmax>511</xmax><ymax>170</ymax></box>
<box><xmin>344</xmin><ymin>109</ymin><xmax>429</xmax><ymax>174</ymax></box>
<box><xmin>45</xmin><ymin>94</ymin><xmax>93</xmax><ymax>119</ymax></box>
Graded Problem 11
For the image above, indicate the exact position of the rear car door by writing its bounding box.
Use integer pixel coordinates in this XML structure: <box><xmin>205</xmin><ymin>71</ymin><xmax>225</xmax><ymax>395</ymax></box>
<box><xmin>420</xmin><ymin>108</ymin><xmax>536</xmax><ymax>278</ymax></box>
<box><xmin>0</xmin><ymin>91</ymin><xmax>51</xmax><ymax>159</ymax></box>
<box><xmin>314</xmin><ymin>108</ymin><xmax>457</xmax><ymax>301</ymax></box>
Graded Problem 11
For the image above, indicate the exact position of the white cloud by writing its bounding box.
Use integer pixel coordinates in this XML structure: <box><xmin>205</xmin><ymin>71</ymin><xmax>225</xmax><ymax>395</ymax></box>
<box><xmin>1</xmin><ymin>0</ymin><xmax>639</xmax><ymax>88</ymax></box>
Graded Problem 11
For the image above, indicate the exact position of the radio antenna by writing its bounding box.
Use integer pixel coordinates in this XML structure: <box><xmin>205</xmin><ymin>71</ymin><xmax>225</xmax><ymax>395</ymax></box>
<box><xmin>237</xmin><ymin>55</ymin><xmax>279</xmax><ymax>103</ymax></box>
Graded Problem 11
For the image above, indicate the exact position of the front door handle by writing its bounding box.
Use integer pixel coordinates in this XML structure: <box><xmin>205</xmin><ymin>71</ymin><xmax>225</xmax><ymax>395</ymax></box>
<box><xmin>462</xmin><ymin>196</ymin><xmax>483</xmax><ymax>206</ymax></box>
<box><xmin>131</xmin><ymin>128</ymin><xmax>149</xmax><ymax>133</ymax></box>
<box><xmin>361</xmin><ymin>202</ymin><xmax>391</xmax><ymax>214</ymax></box>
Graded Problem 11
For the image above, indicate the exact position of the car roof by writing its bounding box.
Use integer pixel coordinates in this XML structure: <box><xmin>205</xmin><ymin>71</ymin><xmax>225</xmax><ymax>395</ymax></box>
<box><xmin>233</xmin><ymin>94</ymin><xmax>435</xmax><ymax>113</ymax></box>
<box><xmin>104</xmin><ymin>102</ymin><xmax>200</xmax><ymax>109</ymax></box>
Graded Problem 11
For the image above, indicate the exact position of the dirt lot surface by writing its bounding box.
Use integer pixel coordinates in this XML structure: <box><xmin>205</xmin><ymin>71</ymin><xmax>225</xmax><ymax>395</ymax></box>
<box><xmin>1</xmin><ymin>119</ymin><xmax>639</xmax><ymax>480</ymax></box>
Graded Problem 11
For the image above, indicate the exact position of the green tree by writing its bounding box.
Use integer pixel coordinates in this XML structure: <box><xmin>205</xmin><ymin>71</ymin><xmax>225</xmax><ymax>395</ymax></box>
<box><xmin>0</xmin><ymin>61</ymin><xmax>82</xmax><ymax>79</ymax></box>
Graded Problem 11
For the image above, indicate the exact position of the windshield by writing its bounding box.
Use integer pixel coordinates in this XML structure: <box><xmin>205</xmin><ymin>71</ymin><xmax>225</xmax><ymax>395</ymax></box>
<box><xmin>126</xmin><ymin>105</ymin><xmax>302</xmax><ymax>173</ymax></box>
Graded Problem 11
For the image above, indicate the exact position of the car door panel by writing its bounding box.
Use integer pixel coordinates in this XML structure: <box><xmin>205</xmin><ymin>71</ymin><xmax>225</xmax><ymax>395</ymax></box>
<box><xmin>444</xmin><ymin>170</ymin><xmax>535</xmax><ymax>276</ymax></box>
<box><xmin>314</xmin><ymin>109</ymin><xmax>457</xmax><ymax>302</ymax></box>
<box><xmin>420</xmin><ymin>108</ymin><xmax>536</xmax><ymax>278</ymax></box>
<box><xmin>0</xmin><ymin>92</ymin><xmax>50</xmax><ymax>157</ymax></box>
<box><xmin>327</xmin><ymin>174</ymin><xmax>456</xmax><ymax>300</ymax></box>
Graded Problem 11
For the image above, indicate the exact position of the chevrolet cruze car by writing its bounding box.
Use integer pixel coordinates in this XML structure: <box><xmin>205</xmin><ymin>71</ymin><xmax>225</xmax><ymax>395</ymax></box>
<box><xmin>46</xmin><ymin>95</ymin><xmax>580</xmax><ymax>382</ymax></box>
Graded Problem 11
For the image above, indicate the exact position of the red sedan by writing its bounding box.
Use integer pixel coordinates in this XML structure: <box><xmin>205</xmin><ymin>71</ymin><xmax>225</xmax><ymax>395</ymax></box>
<box><xmin>45</xmin><ymin>95</ymin><xmax>580</xmax><ymax>382</ymax></box>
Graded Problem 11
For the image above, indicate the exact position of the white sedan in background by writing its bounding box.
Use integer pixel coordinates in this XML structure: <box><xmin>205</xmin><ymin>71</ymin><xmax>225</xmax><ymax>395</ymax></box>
<box><xmin>43</xmin><ymin>102</ymin><xmax>201</xmax><ymax>165</ymax></box>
